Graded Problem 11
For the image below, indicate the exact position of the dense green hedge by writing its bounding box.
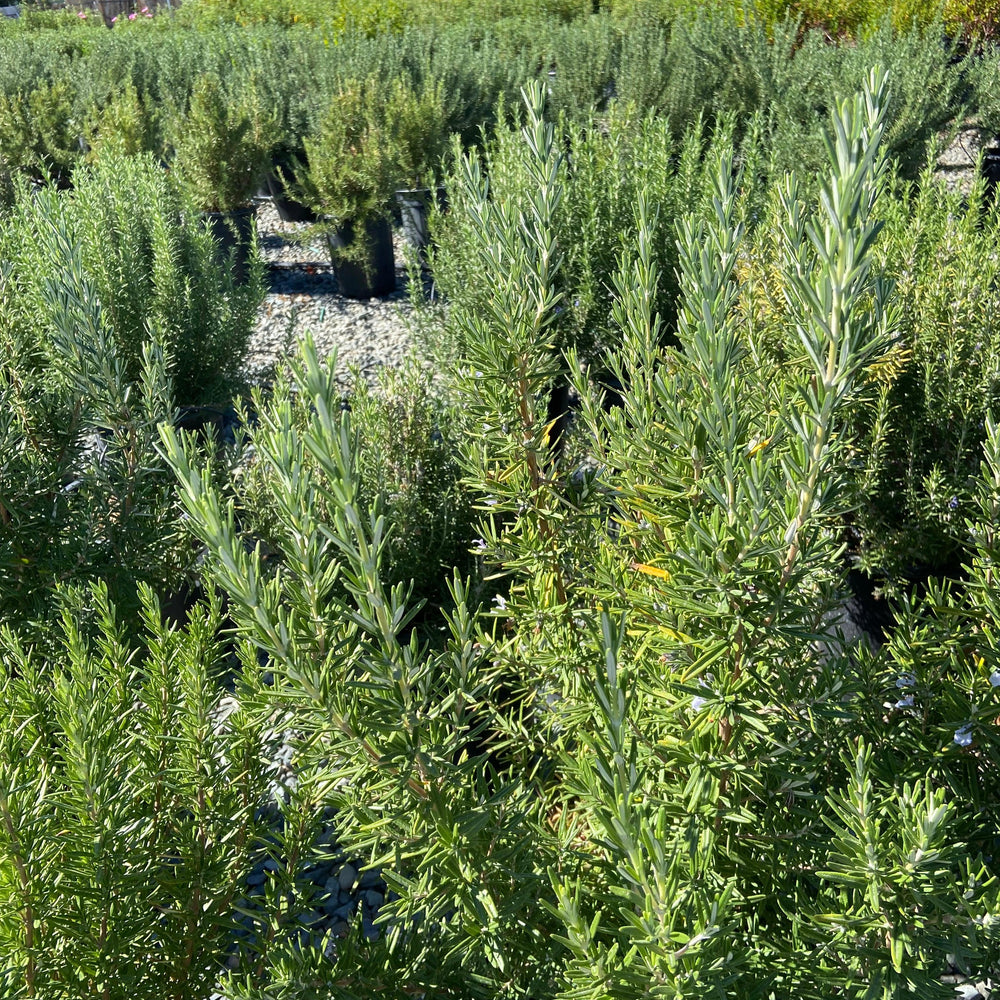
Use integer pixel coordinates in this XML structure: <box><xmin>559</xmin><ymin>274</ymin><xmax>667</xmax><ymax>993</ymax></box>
<box><xmin>1</xmin><ymin>4</ymin><xmax>994</xmax><ymax>206</ymax></box>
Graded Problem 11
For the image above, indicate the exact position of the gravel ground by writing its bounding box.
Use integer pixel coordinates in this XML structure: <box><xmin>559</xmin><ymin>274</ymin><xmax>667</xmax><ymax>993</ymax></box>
<box><xmin>935</xmin><ymin>122</ymin><xmax>995</xmax><ymax>195</ymax></box>
<box><xmin>247</xmin><ymin>200</ymin><xmax>418</xmax><ymax>385</ymax></box>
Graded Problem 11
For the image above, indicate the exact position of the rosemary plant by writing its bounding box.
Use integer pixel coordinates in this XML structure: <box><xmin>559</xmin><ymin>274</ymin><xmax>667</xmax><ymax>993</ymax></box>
<box><xmin>0</xmin><ymin>584</ymin><xmax>277</xmax><ymax>998</ymax></box>
<box><xmin>161</xmin><ymin>338</ymin><xmax>564</xmax><ymax>997</ymax></box>
<box><xmin>2</xmin><ymin>67</ymin><xmax>994</xmax><ymax>1000</ymax></box>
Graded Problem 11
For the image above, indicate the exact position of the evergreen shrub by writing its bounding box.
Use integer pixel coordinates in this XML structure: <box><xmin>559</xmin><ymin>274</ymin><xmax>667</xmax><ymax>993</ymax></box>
<box><xmin>612</xmin><ymin>10</ymin><xmax>965</xmax><ymax>181</ymax></box>
<box><xmin>430</xmin><ymin>75</ymin><xmax>1000</xmax><ymax>998</ymax></box>
<box><xmin>0</xmin><ymin>584</ymin><xmax>288</xmax><ymax>997</ymax></box>
<box><xmin>161</xmin><ymin>337</ymin><xmax>565</xmax><ymax>998</ymax></box>
<box><xmin>0</xmin><ymin>214</ymin><xmax>183</xmax><ymax>623</ymax></box>
<box><xmin>0</xmin><ymin>79</ymin><xmax>81</xmax><ymax>192</ymax></box>
<box><xmin>168</xmin><ymin>72</ymin><xmax>276</xmax><ymax>213</ymax></box>
<box><xmin>0</xmin><ymin>152</ymin><xmax>263</xmax><ymax>405</ymax></box>
<box><xmin>148</xmin><ymin>78</ymin><xmax>999</xmax><ymax>996</ymax></box>
<box><xmin>229</xmin><ymin>346</ymin><xmax>476</xmax><ymax>609</ymax></box>
<box><xmin>853</xmin><ymin>166</ymin><xmax>1000</xmax><ymax>577</ymax></box>
<box><xmin>739</xmin><ymin>141</ymin><xmax>1000</xmax><ymax>578</ymax></box>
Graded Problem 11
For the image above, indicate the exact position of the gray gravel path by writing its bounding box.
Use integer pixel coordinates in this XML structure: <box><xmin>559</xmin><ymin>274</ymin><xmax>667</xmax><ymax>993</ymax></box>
<box><xmin>248</xmin><ymin>200</ymin><xmax>416</xmax><ymax>384</ymax></box>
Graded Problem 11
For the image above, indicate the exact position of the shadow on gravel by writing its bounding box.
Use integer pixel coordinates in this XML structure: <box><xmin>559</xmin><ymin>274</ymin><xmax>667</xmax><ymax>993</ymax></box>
<box><xmin>266</xmin><ymin>263</ymin><xmax>341</xmax><ymax>296</ymax></box>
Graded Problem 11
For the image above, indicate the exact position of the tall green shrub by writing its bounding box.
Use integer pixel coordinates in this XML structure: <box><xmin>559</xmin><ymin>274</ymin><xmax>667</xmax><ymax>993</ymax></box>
<box><xmin>161</xmin><ymin>338</ymin><xmax>563</xmax><ymax>997</ymax></box>
<box><xmin>0</xmin><ymin>79</ymin><xmax>81</xmax><ymax>192</ymax></box>
<box><xmin>169</xmin><ymin>72</ymin><xmax>276</xmax><ymax>213</ymax></box>
<box><xmin>230</xmin><ymin>350</ymin><xmax>477</xmax><ymax>608</ymax></box>
<box><xmin>0</xmin><ymin>153</ymin><xmax>263</xmax><ymax>404</ymax></box>
<box><xmin>0</xmin><ymin>584</ymin><xmax>283</xmax><ymax>998</ymax></box>
<box><xmin>0</xmin><ymin>219</ymin><xmax>183</xmax><ymax>625</ymax></box>
<box><xmin>429</xmin><ymin>98</ymin><xmax>739</xmax><ymax>372</ymax></box>
<box><xmin>83</xmin><ymin>80</ymin><xmax>161</xmax><ymax>161</ymax></box>
<box><xmin>435</xmin><ymin>73</ymin><xmax>999</xmax><ymax>996</ymax></box>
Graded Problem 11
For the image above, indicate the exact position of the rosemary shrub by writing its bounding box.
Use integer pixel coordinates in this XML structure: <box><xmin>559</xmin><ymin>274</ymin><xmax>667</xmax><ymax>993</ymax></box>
<box><xmin>0</xmin><ymin>220</ymin><xmax>184</xmax><ymax>625</ymax></box>
<box><xmin>0</xmin><ymin>152</ymin><xmax>263</xmax><ymax>405</ymax></box>
<box><xmin>169</xmin><ymin>72</ymin><xmax>276</xmax><ymax>214</ymax></box>
<box><xmin>0</xmin><ymin>65</ymin><xmax>996</xmax><ymax>1000</ymax></box>
<box><xmin>430</xmin><ymin>74</ymin><xmax>999</xmax><ymax>996</ymax></box>
<box><xmin>0</xmin><ymin>583</ymin><xmax>281</xmax><ymax>998</ymax></box>
<box><xmin>161</xmin><ymin>338</ymin><xmax>563</xmax><ymax>997</ymax></box>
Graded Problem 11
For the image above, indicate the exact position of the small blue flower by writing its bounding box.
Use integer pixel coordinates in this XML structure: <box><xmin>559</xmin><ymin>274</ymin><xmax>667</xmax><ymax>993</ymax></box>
<box><xmin>949</xmin><ymin>496</ymin><xmax>959</xmax><ymax>510</ymax></box>
<box><xmin>472</xmin><ymin>538</ymin><xmax>488</xmax><ymax>554</ymax></box>
<box><xmin>895</xmin><ymin>695</ymin><xmax>914</xmax><ymax>709</ymax></box>
<box><xmin>954</xmin><ymin>724</ymin><xmax>974</xmax><ymax>747</ymax></box>
<box><xmin>493</xmin><ymin>594</ymin><xmax>507</xmax><ymax>611</ymax></box>
<box><xmin>691</xmin><ymin>696</ymin><xmax>707</xmax><ymax>712</ymax></box>
<box><xmin>990</xmin><ymin>670</ymin><xmax>1000</xmax><ymax>687</ymax></box>
<box><xmin>895</xmin><ymin>672</ymin><xmax>916</xmax><ymax>689</ymax></box>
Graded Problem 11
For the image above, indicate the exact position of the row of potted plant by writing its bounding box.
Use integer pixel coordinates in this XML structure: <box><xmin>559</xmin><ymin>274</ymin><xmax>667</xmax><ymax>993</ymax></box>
<box><xmin>0</xmin><ymin>18</ymin><xmax>518</xmax><ymax>295</ymax></box>
<box><xmin>0</xmin><ymin>69</ymin><xmax>455</xmax><ymax>297</ymax></box>
<box><xmin>164</xmin><ymin>68</ymin><xmax>454</xmax><ymax>296</ymax></box>
<box><xmin>4</xmin><ymin>4</ymin><xmax>1000</xmax><ymax>295</ymax></box>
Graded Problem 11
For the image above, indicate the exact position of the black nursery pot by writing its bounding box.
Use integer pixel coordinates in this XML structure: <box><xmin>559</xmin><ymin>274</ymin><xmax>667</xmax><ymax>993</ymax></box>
<box><xmin>326</xmin><ymin>214</ymin><xmax>395</xmax><ymax>299</ymax></box>
<box><xmin>265</xmin><ymin>158</ymin><xmax>317</xmax><ymax>223</ymax></box>
<box><xmin>394</xmin><ymin>186</ymin><xmax>448</xmax><ymax>252</ymax></box>
<box><xmin>203</xmin><ymin>205</ymin><xmax>257</xmax><ymax>284</ymax></box>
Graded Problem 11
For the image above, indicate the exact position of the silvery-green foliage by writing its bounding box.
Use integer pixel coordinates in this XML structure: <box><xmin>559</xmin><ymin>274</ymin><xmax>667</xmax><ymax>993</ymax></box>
<box><xmin>324</xmin><ymin>24</ymin><xmax>529</xmax><ymax>147</ymax></box>
<box><xmin>161</xmin><ymin>336</ymin><xmax>564</xmax><ymax>998</ymax></box>
<box><xmin>0</xmin><ymin>214</ymin><xmax>186</xmax><ymax>625</ymax></box>
<box><xmin>0</xmin><ymin>30</ymin><xmax>78</xmax><ymax>103</ymax></box>
<box><xmin>429</xmin><ymin>93</ymin><xmax>733</xmax><ymax>372</ymax></box>
<box><xmin>562</xmin><ymin>69</ymin><xmax>996</xmax><ymax>999</ymax></box>
<box><xmin>0</xmin><ymin>153</ymin><xmax>263</xmax><ymax>404</ymax></box>
<box><xmin>413</xmin><ymin>24</ymin><xmax>534</xmax><ymax>143</ymax></box>
<box><xmin>614</xmin><ymin>10</ymin><xmax>965</xmax><ymax>184</ymax></box>
<box><xmin>65</xmin><ymin>23</ymin><xmax>288</xmax><ymax>134</ymax></box>
<box><xmin>439</xmin><ymin>81</ymin><xmax>577</xmax><ymax>618</ymax></box>
<box><xmin>224</xmin><ymin>355</ymin><xmax>475</xmax><ymax>607</ymax></box>
<box><xmin>836</xmin><ymin>17</ymin><xmax>967</xmax><ymax>179</ymax></box>
<box><xmin>441</xmin><ymin>72</ymin><xmax>998</xmax><ymax>997</ymax></box>
<box><xmin>0</xmin><ymin>583</ymin><xmax>277</xmax><ymax>998</ymax></box>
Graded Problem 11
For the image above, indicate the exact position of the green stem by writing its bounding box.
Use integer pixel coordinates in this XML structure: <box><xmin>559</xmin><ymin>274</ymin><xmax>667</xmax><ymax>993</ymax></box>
<box><xmin>0</xmin><ymin>788</ymin><xmax>35</xmax><ymax>996</ymax></box>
